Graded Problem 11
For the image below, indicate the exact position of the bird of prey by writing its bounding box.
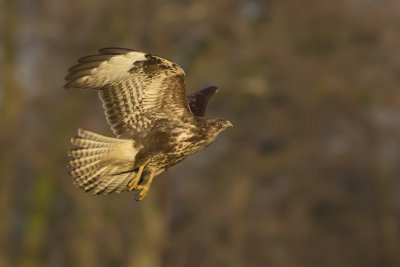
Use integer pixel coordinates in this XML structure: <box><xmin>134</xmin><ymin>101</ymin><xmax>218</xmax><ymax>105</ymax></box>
<box><xmin>65</xmin><ymin>48</ymin><xmax>232</xmax><ymax>200</ymax></box>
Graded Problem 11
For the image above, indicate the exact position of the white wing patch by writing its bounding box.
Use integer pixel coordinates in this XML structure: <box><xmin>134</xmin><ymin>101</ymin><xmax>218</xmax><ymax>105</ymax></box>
<box><xmin>66</xmin><ymin>50</ymin><xmax>146</xmax><ymax>89</ymax></box>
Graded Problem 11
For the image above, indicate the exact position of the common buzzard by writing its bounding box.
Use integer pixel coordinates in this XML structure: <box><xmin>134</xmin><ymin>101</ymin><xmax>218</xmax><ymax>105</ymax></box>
<box><xmin>65</xmin><ymin>48</ymin><xmax>232</xmax><ymax>200</ymax></box>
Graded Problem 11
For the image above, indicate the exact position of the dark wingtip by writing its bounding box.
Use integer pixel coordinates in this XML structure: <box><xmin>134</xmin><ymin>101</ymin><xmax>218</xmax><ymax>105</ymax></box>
<box><xmin>187</xmin><ymin>85</ymin><xmax>220</xmax><ymax>117</ymax></box>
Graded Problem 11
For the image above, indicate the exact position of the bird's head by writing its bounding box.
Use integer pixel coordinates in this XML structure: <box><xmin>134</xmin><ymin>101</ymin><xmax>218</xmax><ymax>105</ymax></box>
<box><xmin>216</xmin><ymin>119</ymin><xmax>233</xmax><ymax>129</ymax></box>
<box><xmin>196</xmin><ymin>117</ymin><xmax>233</xmax><ymax>142</ymax></box>
<box><xmin>206</xmin><ymin>118</ymin><xmax>233</xmax><ymax>136</ymax></box>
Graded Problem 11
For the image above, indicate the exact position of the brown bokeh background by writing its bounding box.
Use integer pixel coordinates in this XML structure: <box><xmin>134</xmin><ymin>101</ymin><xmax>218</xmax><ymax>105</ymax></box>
<box><xmin>1</xmin><ymin>0</ymin><xmax>400</xmax><ymax>266</ymax></box>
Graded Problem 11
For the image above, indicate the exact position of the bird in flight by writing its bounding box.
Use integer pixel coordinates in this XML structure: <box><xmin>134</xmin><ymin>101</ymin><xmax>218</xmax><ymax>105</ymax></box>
<box><xmin>65</xmin><ymin>48</ymin><xmax>232</xmax><ymax>200</ymax></box>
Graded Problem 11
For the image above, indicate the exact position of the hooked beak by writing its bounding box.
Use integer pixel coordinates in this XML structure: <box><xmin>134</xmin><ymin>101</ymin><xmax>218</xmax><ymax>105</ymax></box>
<box><xmin>225</xmin><ymin>121</ymin><xmax>233</xmax><ymax>128</ymax></box>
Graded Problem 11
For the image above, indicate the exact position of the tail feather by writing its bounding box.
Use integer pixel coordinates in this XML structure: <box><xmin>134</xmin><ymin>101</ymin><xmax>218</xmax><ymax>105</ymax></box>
<box><xmin>68</xmin><ymin>154</ymin><xmax>104</xmax><ymax>168</ymax></box>
<box><xmin>106</xmin><ymin>172</ymin><xmax>131</xmax><ymax>194</ymax></box>
<box><xmin>75</xmin><ymin>166</ymin><xmax>107</xmax><ymax>187</ymax></box>
<box><xmin>68</xmin><ymin>128</ymin><xmax>138</xmax><ymax>194</ymax></box>
<box><xmin>71</xmin><ymin>137</ymin><xmax>114</xmax><ymax>148</ymax></box>
<box><xmin>115</xmin><ymin>172</ymin><xmax>136</xmax><ymax>193</ymax></box>
<box><xmin>86</xmin><ymin>167</ymin><xmax>115</xmax><ymax>193</ymax></box>
<box><xmin>68</xmin><ymin>147</ymin><xmax>112</xmax><ymax>158</ymax></box>
<box><xmin>77</xmin><ymin>128</ymin><xmax>126</xmax><ymax>143</ymax></box>
<box><xmin>93</xmin><ymin>167</ymin><xmax>121</xmax><ymax>194</ymax></box>
<box><xmin>69</xmin><ymin>160</ymin><xmax>101</xmax><ymax>178</ymax></box>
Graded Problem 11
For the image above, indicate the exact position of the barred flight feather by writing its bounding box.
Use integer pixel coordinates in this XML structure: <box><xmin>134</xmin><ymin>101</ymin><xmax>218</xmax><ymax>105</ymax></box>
<box><xmin>68</xmin><ymin>147</ymin><xmax>111</xmax><ymax>158</ymax></box>
<box><xmin>68</xmin><ymin>154</ymin><xmax>104</xmax><ymax>168</ymax></box>
<box><xmin>75</xmin><ymin>167</ymin><xmax>107</xmax><ymax>187</ymax></box>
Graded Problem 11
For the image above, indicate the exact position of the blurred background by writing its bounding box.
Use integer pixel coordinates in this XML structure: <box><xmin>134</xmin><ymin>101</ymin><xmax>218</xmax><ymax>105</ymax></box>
<box><xmin>1</xmin><ymin>0</ymin><xmax>400</xmax><ymax>266</ymax></box>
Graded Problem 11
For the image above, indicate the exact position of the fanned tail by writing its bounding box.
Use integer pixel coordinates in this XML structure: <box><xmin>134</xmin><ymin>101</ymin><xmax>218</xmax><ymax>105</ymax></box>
<box><xmin>68</xmin><ymin>128</ymin><xmax>138</xmax><ymax>194</ymax></box>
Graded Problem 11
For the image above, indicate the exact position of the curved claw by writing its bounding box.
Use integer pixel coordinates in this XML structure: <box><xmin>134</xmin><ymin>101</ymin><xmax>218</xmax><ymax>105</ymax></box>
<box><xmin>134</xmin><ymin>173</ymin><xmax>154</xmax><ymax>201</ymax></box>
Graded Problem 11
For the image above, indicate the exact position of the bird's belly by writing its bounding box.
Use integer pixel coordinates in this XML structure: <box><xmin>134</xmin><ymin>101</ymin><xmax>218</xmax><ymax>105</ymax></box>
<box><xmin>150</xmin><ymin>152</ymin><xmax>187</xmax><ymax>170</ymax></box>
<box><xmin>149</xmin><ymin>142</ymin><xmax>203</xmax><ymax>171</ymax></box>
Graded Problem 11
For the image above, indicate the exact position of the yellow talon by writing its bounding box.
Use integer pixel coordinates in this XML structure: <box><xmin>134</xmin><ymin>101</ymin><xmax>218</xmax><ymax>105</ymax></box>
<box><xmin>129</xmin><ymin>165</ymin><xmax>145</xmax><ymax>191</ymax></box>
<box><xmin>135</xmin><ymin>173</ymin><xmax>154</xmax><ymax>201</ymax></box>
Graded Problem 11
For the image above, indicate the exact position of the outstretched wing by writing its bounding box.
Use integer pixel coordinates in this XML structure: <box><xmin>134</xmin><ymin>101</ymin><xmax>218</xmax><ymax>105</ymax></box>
<box><xmin>187</xmin><ymin>86</ymin><xmax>219</xmax><ymax>117</ymax></box>
<box><xmin>65</xmin><ymin>48</ymin><xmax>192</xmax><ymax>138</ymax></box>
